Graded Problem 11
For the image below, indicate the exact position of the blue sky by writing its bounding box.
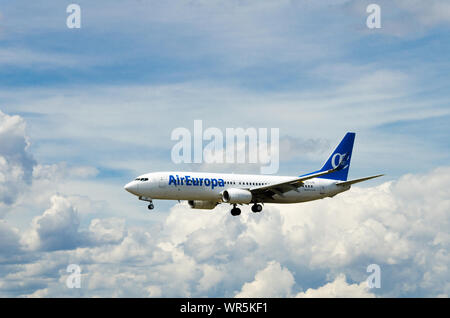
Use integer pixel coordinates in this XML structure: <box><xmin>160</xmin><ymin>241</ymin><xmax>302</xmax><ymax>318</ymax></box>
<box><xmin>0</xmin><ymin>0</ymin><xmax>449</xmax><ymax>297</ymax></box>
<box><xmin>1</xmin><ymin>0</ymin><xmax>449</xmax><ymax>180</ymax></box>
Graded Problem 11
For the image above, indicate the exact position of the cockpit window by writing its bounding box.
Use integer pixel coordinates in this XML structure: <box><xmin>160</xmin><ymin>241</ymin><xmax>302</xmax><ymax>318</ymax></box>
<box><xmin>135</xmin><ymin>177</ymin><xmax>148</xmax><ymax>181</ymax></box>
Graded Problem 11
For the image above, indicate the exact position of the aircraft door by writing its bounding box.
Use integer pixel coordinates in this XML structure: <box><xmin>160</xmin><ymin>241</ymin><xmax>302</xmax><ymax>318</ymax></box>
<box><xmin>320</xmin><ymin>185</ymin><xmax>326</xmax><ymax>195</ymax></box>
<box><xmin>159</xmin><ymin>175</ymin><xmax>168</xmax><ymax>188</ymax></box>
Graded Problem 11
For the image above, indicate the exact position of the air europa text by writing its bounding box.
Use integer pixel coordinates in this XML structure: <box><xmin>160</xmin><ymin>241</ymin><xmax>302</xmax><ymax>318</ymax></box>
<box><xmin>168</xmin><ymin>175</ymin><xmax>225</xmax><ymax>189</ymax></box>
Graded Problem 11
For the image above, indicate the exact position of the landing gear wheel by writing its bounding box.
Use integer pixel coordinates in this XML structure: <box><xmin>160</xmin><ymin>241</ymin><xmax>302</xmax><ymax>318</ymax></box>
<box><xmin>251</xmin><ymin>204</ymin><xmax>263</xmax><ymax>213</ymax></box>
<box><xmin>230</xmin><ymin>207</ymin><xmax>241</xmax><ymax>216</ymax></box>
<box><xmin>148</xmin><ymin>203</ymin><xmax>154</xmax><ymax>210</ymax></box>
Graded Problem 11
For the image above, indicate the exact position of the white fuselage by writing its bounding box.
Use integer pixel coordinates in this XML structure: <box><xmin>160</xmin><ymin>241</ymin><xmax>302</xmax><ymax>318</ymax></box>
<box><xmin>125</xmin><ymin>171</ymin><xmax>350</xmax><ymax>204</ymax></box>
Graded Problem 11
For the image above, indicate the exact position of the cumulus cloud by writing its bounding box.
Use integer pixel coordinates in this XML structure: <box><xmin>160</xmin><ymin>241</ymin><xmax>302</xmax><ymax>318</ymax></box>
<box><xmin>0</xmin><ymin>220</ymin><xmax>22</xmax><ymax>258</ymax></box>
<box><xmin>0</xmin><ymin>0</ymin><xmax>448</xmax><ymax>299</ymax></box>
<box><xmin>87</xmin><ymin>218</ymin><xmax>126</xmax><ymax>246</ymax></box>
<box><xmin>22</xmin><ymin>195</ymin><xmax>126</xmax><ymax>252</ymax></box>
<box><xmin>296</xmin><ymin>274</ymin><xmax>375</xmax><ymax>298</ymax></box>
<box><xmin>25</xmin><ymin>195</ymin><xmax>81</xmax><ymax>251</ymax></box>
<box><xmin>0</xmin><ymin>111</ymin><xmax>35</xmax><ymax>208</ymax></box>
<box><xmin>1</xmin><ymin>118</ymin><xmax>449</xmax><ymax>299</ymax></box>
<box><xmin>235</xmin><ymin>261</ymin><xmax>295</xmax><ymax>298</ymax></box>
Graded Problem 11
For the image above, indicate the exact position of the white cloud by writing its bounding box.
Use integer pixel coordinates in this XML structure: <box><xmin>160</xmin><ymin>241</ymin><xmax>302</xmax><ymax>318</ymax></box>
<box><xmin>21</xmin><ymin>194</ymin><xmax>125</xmax><ymax>252</ymax></box>
<box><xmin>197</xmin><ymin>264</ymin><xmax>225</xmax><ymax>293</ymax></box>
<box><xmin>0</xmin><ymin>110</ymin><xmax>35</xmax><ymax>210</ymax></box>
<box><xmin>32</xmin><ymin>163</ymin><xmax>98</xmax><ymax>181</ymax></box>
<box><xmin>0</xmin><ymin>48</ymin><xmax>95</xmax><ymax>69</ymax></box>
<box><xmin>1</xmin><ymin>69</ymin><xmax>444</xmax><ymax>179</ymax></box>
<box><xmin>348</xmin><ymin>0</ymin><xmax>450</xmax><ymax>37</ymax></box>
<box><xmin>2</xmin><ymin>158</ymin><xmax>449</xmax><ymax>297</ymax></box>
<box><xmin>26</xmin><ymin>195</ymin><xmax>80</xmax><ymax>251</ymax></box>
<box><xmin>279</xmin><ymin>135</ymin><xmax>331</xmax><ymax>162</ymax></box>
<box><xmin>394</xmin><ymin>0</ymin><xmax>450</xmax><ymax>27</ymax></box>
<box><xmin>0</xmin><ymin>110</ymin><xmax>448</xmax><ymax>297</ymax></box>
<box><xmin>87</xmin><ymin>218</ymin><xmax>126</xmax><ymax>245</ymax></box>
<box><xmin>0</xmin><ymin>0</ymin><xmax>448</xmax><ymax>299</ymax></box>
<box><xmin>296</xmin><ymin>274</ymin><xmax>375</xmax><ymax>298</ymax></box>
<box><xmin>147</xmin><ymin>285</ymin><xmax>162</xmax><ymax>298</ymax></box>
<box><xmin>0</xmin><ymin>220</ymin><xmax>22</xmax><ymax>258</ymax></box>
<box><xmin>235</xmin><ymin>261</ymin><xmax>295</xmax><ymax>298</ymax></box>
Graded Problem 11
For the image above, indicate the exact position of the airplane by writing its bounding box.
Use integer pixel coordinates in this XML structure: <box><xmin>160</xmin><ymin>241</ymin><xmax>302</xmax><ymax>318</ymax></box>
<box><xmin>124</xmin><ymin>132</ymin><xmax>383</xmax><ymax>216</ymax></box>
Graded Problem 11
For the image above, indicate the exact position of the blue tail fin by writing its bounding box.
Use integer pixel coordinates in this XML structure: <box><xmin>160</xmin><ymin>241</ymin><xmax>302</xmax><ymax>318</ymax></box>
<box><xmin>317</xmin><ymin>132</ymin><xmax>355</xmax><ymax>181</ymax></box>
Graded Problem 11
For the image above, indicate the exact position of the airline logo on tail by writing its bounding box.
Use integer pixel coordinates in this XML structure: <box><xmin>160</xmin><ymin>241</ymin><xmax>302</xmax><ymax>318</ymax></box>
<box><xmin>332</xmin><ymin>153</ymin><xmax>350</xmax><ymax>170</ymax></box>
<box><xmin>316</xmin><ymin>132</ymin><xmax>355</xmax><ymax>181</ymax></box>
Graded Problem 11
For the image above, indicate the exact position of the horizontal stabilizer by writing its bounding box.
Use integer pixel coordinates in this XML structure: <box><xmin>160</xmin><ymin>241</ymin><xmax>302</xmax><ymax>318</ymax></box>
<box><xmin>336</xmin><ymin>174</ymin><xmax>384</xmax><ymax>187</ymax></box>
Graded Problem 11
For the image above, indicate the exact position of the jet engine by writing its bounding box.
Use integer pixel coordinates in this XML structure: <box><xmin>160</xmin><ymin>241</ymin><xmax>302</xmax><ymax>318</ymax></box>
<box><xmin>188</xmin><ymin>200</ymin><xmax>218</xmax><ymax>210</ymax></box>
<box><xmin>221</xmin><ymin>188</ymin><xmax>253</xmax><ymax>204</ymax></box>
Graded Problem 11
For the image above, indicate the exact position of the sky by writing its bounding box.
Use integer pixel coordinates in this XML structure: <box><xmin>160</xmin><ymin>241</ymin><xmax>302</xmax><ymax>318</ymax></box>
<box><xmin>0</xmin><ymin>0</ymin><xmax>449</xmax><ymax>297</ymax></box>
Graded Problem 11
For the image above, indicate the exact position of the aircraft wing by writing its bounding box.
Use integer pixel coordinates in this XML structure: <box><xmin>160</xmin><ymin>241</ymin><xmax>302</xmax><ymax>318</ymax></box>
<box><xmin>249</xmin><ymin>167</ymin><xmax>342</xmax><ymax>198</ymax></box>
<box><xmin>335</xmin><ymin>174</ymin><xmax>384</xmax><ymax>187</ymax></box>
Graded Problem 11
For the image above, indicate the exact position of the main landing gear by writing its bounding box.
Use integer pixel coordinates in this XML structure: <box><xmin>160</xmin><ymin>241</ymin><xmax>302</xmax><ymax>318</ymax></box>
<box><xmin>148</xmin><ymin>203</ymin><xmax>154</xmax><ymax>210</ymax></box>
<box><xmin>230</xmin><ymin>203</ymin><xmax>263</xmax><ymax>216</ymax></box>
<box><xmin>251</xmin><ymin>203</ymin><xmax>263</xmax><ymax>213</ymax></box>
<box><xmin>230</xmin><ymin>204</ymin><xmax>241</xmax><ymax>216</ymax></box>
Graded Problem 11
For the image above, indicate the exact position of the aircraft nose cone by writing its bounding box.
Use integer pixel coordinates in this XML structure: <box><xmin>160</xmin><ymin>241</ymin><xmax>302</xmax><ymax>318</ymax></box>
<box><xmin>124</xmin><ymin>181</ymin><xmax>139</xmax><ymax>195</ymax></box>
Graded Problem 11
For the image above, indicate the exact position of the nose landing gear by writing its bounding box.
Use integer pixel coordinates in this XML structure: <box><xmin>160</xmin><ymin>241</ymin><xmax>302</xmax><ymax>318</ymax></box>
<box><xmin>139</xmin><ymin>196</ymin><xmax>154</xmax><ymax>211</ymax></box>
